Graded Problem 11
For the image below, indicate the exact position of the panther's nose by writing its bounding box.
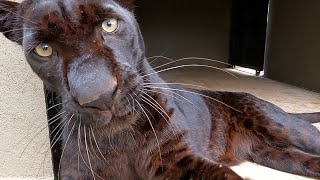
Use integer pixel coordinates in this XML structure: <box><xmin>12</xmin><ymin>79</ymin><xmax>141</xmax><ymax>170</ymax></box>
<box><xmin>73</xmin><ymin>76</ymin><xmax>117</xmax><ymax>111</ymax></box>
<box><xmin>67</xmin><ymin>58</ymin><xmax>117</xmax><ymax>111</ymax></box>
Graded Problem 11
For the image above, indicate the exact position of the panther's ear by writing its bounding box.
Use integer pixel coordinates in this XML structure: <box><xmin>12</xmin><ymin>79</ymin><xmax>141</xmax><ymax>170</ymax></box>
<box><xmin>114</xmin><ymin>0</ymin><xmax>135</xmax><ymax>11</ymax></box>
<box><xmin>0</xmin><ymin>1</ymin><xmax>23</xmax><ymax>45</ymax></box>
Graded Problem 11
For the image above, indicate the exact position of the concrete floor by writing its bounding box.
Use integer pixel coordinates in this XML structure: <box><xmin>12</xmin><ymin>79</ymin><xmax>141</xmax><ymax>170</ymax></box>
<box><xmin>160</xmin><ymin>67</ymin><xmax>320</xmax><ymax>180</ymax></box>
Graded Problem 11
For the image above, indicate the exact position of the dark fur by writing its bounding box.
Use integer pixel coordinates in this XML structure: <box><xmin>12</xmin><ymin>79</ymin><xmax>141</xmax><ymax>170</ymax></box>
<box><xmin>0</xmin><ymin>0</ymin><xmax>319</xmax><ymax>179</ymax></box>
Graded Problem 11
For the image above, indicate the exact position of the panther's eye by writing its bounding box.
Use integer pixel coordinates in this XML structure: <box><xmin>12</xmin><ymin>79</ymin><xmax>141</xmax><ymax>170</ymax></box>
<box><xmin>102</xmin><ymin>19</ymin><xmax>118</xmax><ymax>33</ymax></box>
<box><xmin>34</xmin><ymin>43</ymin><xmax>53</xmax><ymax>57</ymax></box>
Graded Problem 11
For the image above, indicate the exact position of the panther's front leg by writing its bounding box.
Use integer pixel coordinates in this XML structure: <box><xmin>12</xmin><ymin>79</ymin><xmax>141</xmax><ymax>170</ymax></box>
<box><xmin>139</xmin><ymin>142</ymin><xmax>243</xmax><ymax>180</ymax></box>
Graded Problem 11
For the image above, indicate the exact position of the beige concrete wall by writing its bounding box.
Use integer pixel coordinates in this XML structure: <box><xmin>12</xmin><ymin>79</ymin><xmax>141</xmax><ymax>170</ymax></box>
<box><xmin>264</xmin><ymin>0</ymin><xmax>320</xmax><ymax>92</ymax></box>
<box><xmin>136</xmin><ymin>0</ymin><xmax>231</xmax><ymax>67</ymax></box>
<box><xmin>0</xmin><ymin>34</ymin><xmax>52</xmax><ymax>178</ymax></box>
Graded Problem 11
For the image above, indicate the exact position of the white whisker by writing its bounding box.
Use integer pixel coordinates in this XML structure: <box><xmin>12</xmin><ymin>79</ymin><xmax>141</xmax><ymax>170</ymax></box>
<box><xmin>48</xmin><ymin>114</ymin><xmax>70</xmax><ymax>143</ymax></box>
<box><xmin>138</xmin><ymin>90</ymin><xmax>180</xmax><ymax>140</ymax></box>
<box><xmin>133</xmin><ymin>94</ymin><xmax>163</xmax><ymax>167</ymax></box>
<box><xmin>142</xmin><ymin>64</ymin><xmax>238</xmax><ymax>79</ymax></box>
<box><xmin>18</xmin><ymin>113</ymin><xmax>68</xmax><ymax>158</ymax></box>
<box><xmin>108</xmin><ymin>135</ymin><xmax>120</xmax><ymax>155</ymax></box>
<box><xmin>143</xmin><ymin>88</ymin><xmax>202</xmax><ymax>111</ymax></box>
<box><xmin>88</xmin><ymin>128</ymin><xmax>102</xmax><ymax>162</ymax></box>
<box><xmin>145</xmin><ymin>86</ymin><xmax>242</xmax><ymax>113</ymax></box>
<box><xmin>84</xmin><ymin>126</ymin><xmax>97</xmax><ymax>180</ymax></box>
<box><xmin>48</xmin><ymin>111</ymin><xmax>67</xmax><ymax>122</ymax></box>
<box><xmin>143</xmin><ymin>82</ymin><xmax>219</xmax><ymax>93</ymax></box>
<box><xmin>90</xmin><ymin>126</ymin><xmax>117</xmax><ymax>175</ymax></box>
<box><xmin>47</xmin><ymin>103</ymin><xmax>63</xmax><ymax>112</ymax></box>
<box><xmin>147</xmin><ymin>55</ymin><xmax>174</xmax><ymax>64</ymax></box>
<box><xmin>0</xmin><ymin>6</ymin><xmax>38</xmax><ymax>24</ymax></box>
<box><xmin>38</xmin><ymin>115</ymin><xmax>73</xmax><ymax>179</ymax></box>
<box><xmin>13</xmin><ymin>32</ymin><xmax>37</xmax><ymax>43</ymax></box>
<box><xmin>1</xmin><ymin>27</ymin><xmax>40</xmax><ymax>34</ymax></box>
<box><xmin>139</xmin><ymin>95</ymin><xmax>180</xmax><ymax>142</ymax></box>
<box><xmin>50</xmin><ymin>114</ymin><xmax>74</xmax><ymax>149</ymax></box>
<box><xmin>151</xmin><ymin>56</ymin><xmax>232</xmax><ymax>70</ymax></box>
<box><xmin>58</xmin><ymin>122</ymin><xmax>76</xmax><ymax>179</ymax></box>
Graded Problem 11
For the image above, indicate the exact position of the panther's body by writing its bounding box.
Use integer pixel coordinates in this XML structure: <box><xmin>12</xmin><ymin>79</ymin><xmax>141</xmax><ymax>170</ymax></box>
<box><xmin>0</xmin><ymin>0</ymin><xmax>319</xmax><ymax>179</ymax></box>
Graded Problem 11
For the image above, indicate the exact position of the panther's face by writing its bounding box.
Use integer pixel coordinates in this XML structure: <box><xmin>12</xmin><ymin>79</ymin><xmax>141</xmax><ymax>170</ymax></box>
<box><xmin>0</xmin><ymin>0</ymin><xmax>147</xmax><ymax>128</ymax></box>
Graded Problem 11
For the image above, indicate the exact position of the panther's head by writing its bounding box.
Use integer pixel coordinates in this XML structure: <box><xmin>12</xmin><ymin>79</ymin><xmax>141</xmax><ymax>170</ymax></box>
<box><xmin>0</xmin><ymin>0</ymin><xmax>151</xmax><ymax>129</ymax></box>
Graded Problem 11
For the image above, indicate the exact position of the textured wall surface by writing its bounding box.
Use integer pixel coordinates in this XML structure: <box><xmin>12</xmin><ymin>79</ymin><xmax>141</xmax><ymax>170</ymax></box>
<box><xmin>265</xmin><ymin>0</ymin><xmax>320</xmax><ymax>92</ymax></box>
<box><xmin>0</xmin><ymin>33</ymin><xmax>53</xmax><ymax>177</ymax></box>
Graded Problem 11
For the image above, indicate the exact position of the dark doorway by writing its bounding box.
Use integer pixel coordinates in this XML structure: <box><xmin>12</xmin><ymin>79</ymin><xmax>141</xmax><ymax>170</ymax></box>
<box><xmin>135</xmin><ymin>0</ymin><xmax>232</xmax><ymax>68</ymax></box>
<box><xmin>229</xmin><ymin>0</ymin><xmax>269</xmax><ymax>74</ymax></box>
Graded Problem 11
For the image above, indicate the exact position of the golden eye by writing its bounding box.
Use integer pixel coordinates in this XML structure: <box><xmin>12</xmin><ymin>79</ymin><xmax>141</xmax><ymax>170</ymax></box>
<box><xmin>102</xmin><ymin>19</ymin><xmax>118</xmax><ymax>33</ymax></box>
<box><xmin>35</xmin><ymin>43</ymin><xmax>53</xmax><ymax>57</ymax></box>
